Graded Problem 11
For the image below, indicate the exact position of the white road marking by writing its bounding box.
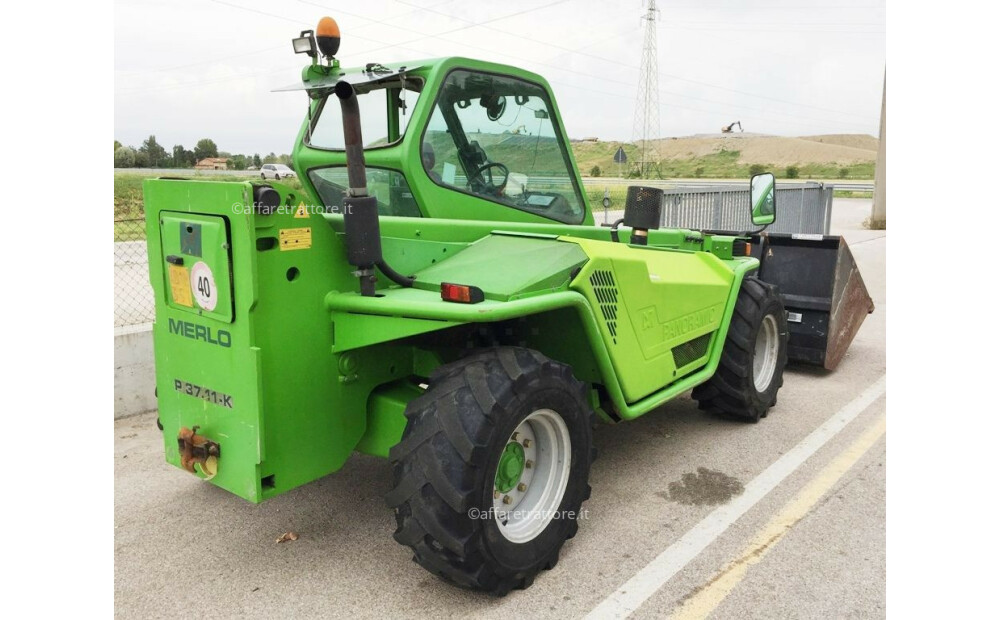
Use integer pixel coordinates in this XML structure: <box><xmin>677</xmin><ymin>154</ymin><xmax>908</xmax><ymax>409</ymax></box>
<box><xmin>670</xmin><ymin>415</ymin><xmax>887</xmax><ymax>619</ymax></box>
<box><xmin>584</xmin><ymin>375</ymin><xmax>887</xmax><ymax>619</ymax></box>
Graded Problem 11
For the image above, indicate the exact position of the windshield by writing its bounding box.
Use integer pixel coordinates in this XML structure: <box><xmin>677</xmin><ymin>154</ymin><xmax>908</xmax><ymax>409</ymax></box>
<box><xmin>421</xmin><ymin>69</ymin><xmax>585</xmax><ymax>224</ymax></box>
<box><xmin>307</xmin><ymin>77</ymin><xmax>423</xmax><ymax>150</ymax></box>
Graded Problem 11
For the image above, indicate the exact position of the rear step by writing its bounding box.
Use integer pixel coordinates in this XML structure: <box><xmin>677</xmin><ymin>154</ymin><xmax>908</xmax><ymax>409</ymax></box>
<box><xmin>747</xmin><ymin>233</ymin><xmax>874</xmax><ymax>370</ymax></box>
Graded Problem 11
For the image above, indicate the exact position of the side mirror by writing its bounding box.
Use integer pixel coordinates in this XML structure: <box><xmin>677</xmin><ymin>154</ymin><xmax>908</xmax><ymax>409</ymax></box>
<box><xmin>750</xmin><ymin>172</ymin><xmax>776</xmax><ymax>226</ymax></box>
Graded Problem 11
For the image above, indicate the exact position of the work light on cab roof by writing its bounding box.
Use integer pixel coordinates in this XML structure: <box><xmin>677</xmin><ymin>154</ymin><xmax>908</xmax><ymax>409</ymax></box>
<box><xmin>292</xmin><ymin>16</ymin><xmax>340</xmax><ymax>62</ymax></box>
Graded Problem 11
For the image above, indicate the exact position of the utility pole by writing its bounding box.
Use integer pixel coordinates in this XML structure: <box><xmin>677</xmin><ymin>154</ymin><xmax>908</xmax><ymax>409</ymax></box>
<box><xmin>632</xmin><ymin>0</ymin><xmax>660</xmax><ymax>179</ymax></box>
<box><xmin>871</xmin><ymin>72</ymin><xmax>886</xmax><ymax>227</ymax></box>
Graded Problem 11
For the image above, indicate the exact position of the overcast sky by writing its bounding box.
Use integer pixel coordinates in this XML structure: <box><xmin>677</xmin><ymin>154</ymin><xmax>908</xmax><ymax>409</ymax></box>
<box><xmin>114</xmin><ymin>0</ymin><xmax>885</xmax><ymax>155</ymax></box>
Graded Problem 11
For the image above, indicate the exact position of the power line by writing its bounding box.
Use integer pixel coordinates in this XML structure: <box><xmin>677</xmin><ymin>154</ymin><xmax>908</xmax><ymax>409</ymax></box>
<box><xmin>548</xmin><ymin>75</ymin><xmax>872</xmax><ymax>135</ymax></box>
<box><xmin>395</xmin><ymin>0</ymin><xmax>874</xmax><ymax>120</ymax></box>
<box><xmin>117</xmin><ymin>64</ymin><xmax>301</xmax><ymax>95</ymax></box>
<box><xmin>316</xmin><ymin>0</ymin><xmax>572</xmax><ymax>55</ymax></box>
<box><xmin>665</xmin><ymin>3</ymin><xmax>884</xmax><ymax>8</ymax></box>
<box><xmin>118</xmin><ymin>0</ymin><xmax>874</xmax><ymax>133</ymax></box>
<box><xmin>204</xmin><ymin>0</ymin><xmax>309</xmax><ymax>25</ymax></box>
<box><xmin>412</xmin><ymin>27</ymin><xmax>872</xmax><ymax>132</ymax></box>
<box><xmin>116</xmin><ymin>45</ymin><xmax>285</xmax><ymax>75</ymax></box>
<box><xmin>665</xmin><ymin>25</ymin><xmax>884</xmax><ymax>34</ymax></box>
<box><xmin>200</xmin><ymin>0</ymin><xmax>434</xmax><ymax>55</ymax></box>
<box><xmin>382</xmin><ymin>4</ymin><xmax>871</xmax><ymax>129</ymax></box>
<box><xmin>117</xmin><ymin>0</ymin><xmax>570</xmax><ymax>94</ymax></box>
<box><xmin>395</xmin><ymin>0</ymin><xmax>652</xmax><ymax>77</ymax></box>
<box><xmin>116</xmin><ymin>0</ymin><xmax>456</xmax><ymax>75</ymax></box>
<box><xmin>123</xmin><ymin>0</ymin><xmax>879</xmax><ymax>124</ymax></box>
<box><xmin>668</xmin><ymin>21</ymin><xmax>884</xmax><ymax>26</ymax></box>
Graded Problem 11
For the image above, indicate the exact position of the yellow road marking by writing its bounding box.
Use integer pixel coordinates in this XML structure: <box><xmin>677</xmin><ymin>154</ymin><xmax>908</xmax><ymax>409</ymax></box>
<box><xmin>671</xmin><ymin>415</ymin><xmax>886</xmax><ymax>620</ymax></box>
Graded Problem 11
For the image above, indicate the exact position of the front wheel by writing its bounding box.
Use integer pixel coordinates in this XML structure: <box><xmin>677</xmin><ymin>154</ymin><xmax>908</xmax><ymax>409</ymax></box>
<box><xmin>386</xmin><ymin>347</ymin><xmax>595</xmax><ymax>595</ymax></box>
<box><xmin>693</xmin><ymin>276</ymin><xmax>788</xmax><ymax>422</ymax></box>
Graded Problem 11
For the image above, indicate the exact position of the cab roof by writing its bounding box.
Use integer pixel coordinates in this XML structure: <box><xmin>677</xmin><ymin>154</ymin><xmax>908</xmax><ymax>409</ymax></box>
<box><xmin>274</xmin><ymin>57</ymin><xmax>551</xmax><ymax>95</ymax></box>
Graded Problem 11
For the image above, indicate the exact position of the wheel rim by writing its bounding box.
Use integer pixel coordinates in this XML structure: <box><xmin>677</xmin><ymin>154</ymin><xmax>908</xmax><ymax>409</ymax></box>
<box><xmin>753</xmin><ymin>314</ymin><xmax>780</xmax><ymax>392</ymax></box>
<box><xmin>493</xmin><ymin>408</ymin><xmax>572</xmax><ymax>543</ymax></box>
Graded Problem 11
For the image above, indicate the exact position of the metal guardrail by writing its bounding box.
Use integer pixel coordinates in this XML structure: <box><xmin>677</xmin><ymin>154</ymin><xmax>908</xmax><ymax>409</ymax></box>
<box><xmin>661</xmin><ymin>182</ymin><xmax>833</xmax><ymax>235</ymax></box>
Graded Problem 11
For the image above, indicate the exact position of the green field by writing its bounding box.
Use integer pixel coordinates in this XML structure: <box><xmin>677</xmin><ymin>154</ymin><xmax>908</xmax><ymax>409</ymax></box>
<box><xmin>833</xmin><ymin>190</ymin><xmax>874</xmax><ymax>199</ymax></box>
<box><xmin>115</xmin><ymin>172</ymin><xmax>303</xmax><ymax>240</ymax></box>
<box><xmin>569</xmin><ymin>137</ymin><xmax>877</xmax><ymax>181</ymax></box>
<box><xmin>573</xmin><ymin>146</ymin><xmax>875</xmax><ymax>180</ymax></box>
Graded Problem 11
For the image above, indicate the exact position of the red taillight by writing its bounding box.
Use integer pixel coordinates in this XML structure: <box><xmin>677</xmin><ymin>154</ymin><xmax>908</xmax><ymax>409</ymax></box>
<box><xmin>441</xmin><ymin>282</ymin><xmax>485</xmax><ymax>304</ymax></box>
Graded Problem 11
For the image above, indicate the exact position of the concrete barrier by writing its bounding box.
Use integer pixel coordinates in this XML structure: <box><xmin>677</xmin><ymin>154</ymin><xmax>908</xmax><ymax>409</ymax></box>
<box><xmin>115</xmin><ymin>323</ymin><xmax>156</xmax><ymax>419</ymax></box>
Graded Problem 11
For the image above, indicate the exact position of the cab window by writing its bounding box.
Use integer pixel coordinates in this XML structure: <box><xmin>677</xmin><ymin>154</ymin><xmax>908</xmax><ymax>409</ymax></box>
<box><xmin>308</xmin><ymin>77</ymin><xmax>422</xmax><ymax>149</ymax></box>
<box><xmin>309</xmin><ymin>167</ymin><xmax>421</xmax><ymax>217</ymax></box>
<box><xmin>421</xmin><ymin>70</ymin><xmax>585</xmax><ymax>224</ymax></box>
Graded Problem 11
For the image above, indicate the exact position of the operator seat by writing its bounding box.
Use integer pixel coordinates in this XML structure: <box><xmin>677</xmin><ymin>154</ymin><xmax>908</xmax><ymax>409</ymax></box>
<box><xmin>422</xmin><ymin>143</ymin><xmax>441</xmax><ymax>183</ymax></box>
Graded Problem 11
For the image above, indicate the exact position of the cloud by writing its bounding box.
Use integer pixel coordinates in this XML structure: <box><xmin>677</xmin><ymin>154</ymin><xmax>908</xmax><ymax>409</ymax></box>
<box><xmin>114</xmin><ymin>0</ymin><xmax>885</xmax><ymax>153</ymax></box>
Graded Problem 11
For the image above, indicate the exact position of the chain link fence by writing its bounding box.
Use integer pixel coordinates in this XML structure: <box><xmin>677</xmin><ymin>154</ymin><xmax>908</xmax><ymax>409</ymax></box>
<box><xmin>114</xmin><ymin>219</ymin><xmax>154</xmax><ymax>327</ymax></box>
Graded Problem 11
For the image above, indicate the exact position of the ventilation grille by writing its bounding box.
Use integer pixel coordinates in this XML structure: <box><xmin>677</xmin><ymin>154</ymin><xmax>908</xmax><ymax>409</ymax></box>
<box><xmin>590</xmin><ymin>270</ymin><xmax>619</xmax><ymax>344</ymax></box>
<box><xmin>672</xmin><ymin>333</ymin><xmax>712</xmax><ymax>368</ymax></box>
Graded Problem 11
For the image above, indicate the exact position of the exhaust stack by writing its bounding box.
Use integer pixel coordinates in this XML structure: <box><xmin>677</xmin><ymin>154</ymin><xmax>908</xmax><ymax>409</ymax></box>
<box><xmin>623</xmin><ymin>186</ymin><xmax>664</xmax><ymax>245</ymax></box>
<box><xmin>334</xmin><ymin>80</ymin><xmax>414</xmax><ymax>296</ymax></box>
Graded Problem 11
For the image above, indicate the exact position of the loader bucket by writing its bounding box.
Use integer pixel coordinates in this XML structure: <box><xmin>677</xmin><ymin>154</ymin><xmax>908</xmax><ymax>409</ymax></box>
<box><xmin>748</xmin><ymin>233</ymin><xmax>874</xmax><ymax>370</ymax></box>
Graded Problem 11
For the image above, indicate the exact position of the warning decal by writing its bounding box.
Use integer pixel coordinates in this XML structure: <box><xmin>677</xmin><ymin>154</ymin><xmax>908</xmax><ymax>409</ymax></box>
<box><xmin>168</xmin><ymin>264</ymin><xmax>193</xmax><ymax>307</ymax></box>
<box><xmin>280</xmin><ymin>227</ymin><xmax>312</xmax><ymax>251</ymax></box>
<box><xmin>294</xmin><ymin>203</ymin><xmax>310</xmax><ymax>218</ymax></box>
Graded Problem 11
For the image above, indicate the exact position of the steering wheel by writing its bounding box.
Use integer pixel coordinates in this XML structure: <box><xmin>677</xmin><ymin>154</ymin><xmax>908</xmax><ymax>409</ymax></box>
<box><xmin>471</xmin><ymin>162</ymin><xmax>510</xmax><ymax>197</ymax></box>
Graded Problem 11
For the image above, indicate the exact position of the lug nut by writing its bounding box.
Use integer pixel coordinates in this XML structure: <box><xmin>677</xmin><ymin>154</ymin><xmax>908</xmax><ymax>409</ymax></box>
<box><xmin>494</xmin><ymin>490</ymin><xmax>500</xmax><ymax>499</ymax></box>
<box><xmin>512</xmin><ymin>432</ymin><xmax>520</xmax><ymax>441</ymax></box>
<box><xmin>503</xmin><ymin>495</ymin><xmax>512</xmax><ymax>505</ymax></box>
<box><xmin>523</xmin><ymin>439</ymin><xmax>533</xmax><ymax>448</ymax></box>
<box><xmin>525</xmin><ymin>460</ymin><xmax>534</xmax><ymax>469</ymax></box>
<box><xmin>517</xmin><ymin>483</ymin><xmax>527</xmax><ymax>492</ymax></box>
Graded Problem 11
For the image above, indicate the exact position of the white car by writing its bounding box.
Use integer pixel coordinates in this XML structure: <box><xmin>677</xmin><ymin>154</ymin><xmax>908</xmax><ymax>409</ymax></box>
<box><xmin>261</xmin><ymin>163</ymin><xmax>296</xmax><ymax>180</ymax></box>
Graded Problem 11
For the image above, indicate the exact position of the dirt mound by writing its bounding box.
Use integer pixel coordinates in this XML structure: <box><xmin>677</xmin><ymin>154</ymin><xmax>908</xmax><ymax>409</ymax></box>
<box><xmin>646</xmin><ymin>134</ymin><xmax>877</xmax><ymax>166</ymax></box>
<box><xmin>801</xmin><ymin>134</ymin><xmax>879</xmax><ymax>151</ymax></box>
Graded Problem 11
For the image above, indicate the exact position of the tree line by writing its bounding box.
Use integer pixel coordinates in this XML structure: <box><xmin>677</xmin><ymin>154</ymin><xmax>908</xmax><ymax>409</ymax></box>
<box><xmin>114</xmin><ymin>135</ymin><xmax>292</xmax><ymax>170</ymax></box>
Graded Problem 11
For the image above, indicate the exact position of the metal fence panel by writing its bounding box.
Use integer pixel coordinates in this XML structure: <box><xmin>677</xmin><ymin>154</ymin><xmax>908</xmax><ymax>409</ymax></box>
<box><xmin>662</xmin><ymin>183</ymin><xmax>832</xmax><ymax>234</ymax></box>
<box><xmin>115</xmin><ymin>219</ymin><xmax>154</xmax><ymax>326</ymax></box>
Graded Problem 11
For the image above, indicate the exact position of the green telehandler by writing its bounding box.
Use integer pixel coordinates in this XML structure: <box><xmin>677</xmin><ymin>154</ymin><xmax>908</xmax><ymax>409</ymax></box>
<box><xmin>142</xmin><ymin>16</ymin><xmax>873</xmax><ymax>595</ymax></box>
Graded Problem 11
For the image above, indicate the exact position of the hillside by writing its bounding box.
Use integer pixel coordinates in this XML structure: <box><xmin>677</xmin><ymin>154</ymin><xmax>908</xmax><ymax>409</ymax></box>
<box><xmin>570</xmin><ymin>133</ymin><xmax>877</xmax><ymax>178</ymax></box>
<box><xmin>801</xmin><ymin>134</ymin><xmax>879</xmax><ymax>151</ymax></box>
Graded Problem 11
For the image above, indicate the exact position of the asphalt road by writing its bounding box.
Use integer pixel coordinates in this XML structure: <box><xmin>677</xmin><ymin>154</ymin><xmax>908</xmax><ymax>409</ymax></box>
<box><xmin>114</xmin><ymin>198</ymin><xmax>885</xmax><ymax>618</ymax></box>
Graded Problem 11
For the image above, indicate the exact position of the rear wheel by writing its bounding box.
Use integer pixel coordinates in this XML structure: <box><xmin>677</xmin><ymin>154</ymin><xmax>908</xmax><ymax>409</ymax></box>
<box><xmin>693</xmin><ymin>277</ymin><xmax>788</xmax><ymax>422</ymax></box>
<box><xmin>386</xmin><ymin>347</ymin><xmax>595</xmax><ymax>595</ymax></box>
